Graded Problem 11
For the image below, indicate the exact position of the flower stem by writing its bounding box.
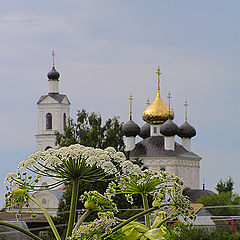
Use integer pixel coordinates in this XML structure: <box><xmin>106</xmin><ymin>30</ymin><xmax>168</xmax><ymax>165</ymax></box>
<box><xmin>142</xmin><ymin>193</ymin><xmax>150</xmax><ymax>228</ymax></box>
<box><xmin>27</xmin><ymin>193</ymin><xmax>61</xmax><ymax>240</ymax></box>
<box><xmin>0</xmin><ymin>221</ymin><xmax>42</xmax><ymax>240</ymax></box>
<box><xmin>101</xmin><ymin>206</ymin><xmax>158</xmax><ymax>239</ymax></box>
<box><xmin>65</xmin><ymin>179</ymin><xmax>79</xmax><ymax>240</ymax></box>
<box><xmin>73</xmin><ymin>209</ymin><xmax>91</xmax><ymax>233</ymax></box>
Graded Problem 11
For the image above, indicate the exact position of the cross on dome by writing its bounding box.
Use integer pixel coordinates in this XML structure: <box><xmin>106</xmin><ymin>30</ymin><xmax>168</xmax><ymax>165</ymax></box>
<box><xmin>167</xmin><ymin>92</ymin><xmax>172</xmax><ymax>115</ymax></box>
<box><xmin>52</xmin><ymin>50</ymin><xmax>55</xmax><ymax>67</ymax></box>
<box><xmin>129</xmin><ymin>94</ymin><xmax>133</xmax><ymax>120</ymax></box>
<box><xmin>156</xmin><ymin>67</ymin><xmax>162</xmax><ymax>92</ymax></box>
<box><xmin>184</xmin><ymin>99</ymin><xmax>188</xmax><ymax>122</ymax></box>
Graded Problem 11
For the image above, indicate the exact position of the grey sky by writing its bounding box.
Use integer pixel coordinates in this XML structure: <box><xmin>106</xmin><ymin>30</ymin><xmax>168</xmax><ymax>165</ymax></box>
<box><xmin>0</xmin><ymin>0</ymin><xmax>240</xmax><ymax>207</ymax></box>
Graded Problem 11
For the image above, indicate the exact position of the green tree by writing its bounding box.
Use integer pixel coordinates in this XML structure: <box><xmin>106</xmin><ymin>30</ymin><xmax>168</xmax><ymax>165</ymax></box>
<box><xmin>55</xmin><ymin>109</ymin><xmax>125</xmax><ymax>152</ymax></box>
<box><xmin>197</xmin><ymin>178</ymin><xmax>240</xmax><ymax>216</ymax></box>
<box><xmin>216</xmin><ymin>177</ymin><xmax>233</xmax><ymax>194</ymax></box>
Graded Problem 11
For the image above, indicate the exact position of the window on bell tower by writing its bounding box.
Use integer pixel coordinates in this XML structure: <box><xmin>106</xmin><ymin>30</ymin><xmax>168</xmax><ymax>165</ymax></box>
<box><xmin>46</xmin><ymin>113</ymin><xmax>52</xmax><ymax>130</ymax></box>
<box><xmin>63</xmin><ymin>113</ymin><xmax>66</xmax><ymax>129</ymax></box>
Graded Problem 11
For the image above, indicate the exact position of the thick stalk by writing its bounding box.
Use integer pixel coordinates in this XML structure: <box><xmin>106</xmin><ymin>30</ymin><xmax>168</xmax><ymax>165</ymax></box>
<box><xmin>101</xmin><ymin>206</ymin><xmax>158</xmax><ymax>239</ymax></box>
<box><xmin>0</xmin><ymin>221</ymin><xmax>42</xmax><ymax>240</ymax></box>
<box><xmin>155</xmin><ymin>215</ymin><xmax>172</xmax><ymax>228</ymax></box>
<box><xmin>73</xmin><ymin>209</ymin><xmax>91</xmax><ymax>233</ymax></box>
<box><xmin>27</xmin><ymin>193</ymin><xmax>61</xmax><ymax>240</ymax></box>
<box><xmin>65</xmin><ymin>180</ymin><xmax>79</xmax><ymax>240</ymax></box>
<box><xmin>142</xmin><ymin>193</ymin><xmax>150</xmax><ymax>228</ymax></box>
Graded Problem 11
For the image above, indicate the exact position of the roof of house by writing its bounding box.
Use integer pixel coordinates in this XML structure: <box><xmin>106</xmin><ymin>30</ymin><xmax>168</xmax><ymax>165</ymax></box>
<box><xmin>130</xmin><ymin>136</ymin><xmax>201</xmax><ymax>159</ymax></box>
<box><xmin>183</xmin><ymin>187</ymin><xmax>215</xmax><ymax>203</ymax></box>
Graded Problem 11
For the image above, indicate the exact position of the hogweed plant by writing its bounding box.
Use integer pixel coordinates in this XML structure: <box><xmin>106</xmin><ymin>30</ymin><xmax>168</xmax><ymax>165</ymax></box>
<box><xmin>4</xmin><ymin>145</ymin><xmax>125</xmax><ymax>240</ymax></box>
<box><xmin>3</xmin><ymin>145</ymin><xmax>195</xmax><ymax>240</ymax></box>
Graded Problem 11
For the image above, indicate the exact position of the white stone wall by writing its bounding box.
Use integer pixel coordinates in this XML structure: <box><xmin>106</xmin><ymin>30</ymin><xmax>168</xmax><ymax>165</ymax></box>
<box><xmin>124</xmin><ymin>136</ymin><xmax>136</xmax><ymax>151</ymax></box>
<box><xmin>136</xmin><ymin>156</ymin><xmax>200</xmax><ymax>189</ymax></box>
<box><xmin>150</xmin><ymin>124</ymin><xmax>162</xmax><ymax>136</ymax></box>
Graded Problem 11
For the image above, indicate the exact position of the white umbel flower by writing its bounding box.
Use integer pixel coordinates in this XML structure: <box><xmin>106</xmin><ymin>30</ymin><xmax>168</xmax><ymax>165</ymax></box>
<box><xmin>4</xmin><ymin>173</ymin><xmax>17</xmax><ymax>183</ymax></box>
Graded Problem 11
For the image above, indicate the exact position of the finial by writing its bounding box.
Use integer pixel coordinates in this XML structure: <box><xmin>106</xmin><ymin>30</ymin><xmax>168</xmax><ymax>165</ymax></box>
<box><xmin>184</xmin><ymin>99</ymin><xmax>188</xmax><ymax>122</ymax></box>
<box><xmin>156</xmin><ymin>66</ymin><xmax>162</xmax><ymax>92</ymax></box>
<box><xmin>167</xmin><ymin>92</ymin><xmax>172</xmax><ymax>115</ymax></box>
<box><xmin>146</xmin><ymin>98</ymin><xmax>150</xmax><ymax>106</ymax></box>
<box><xmin>129</xmin><ymin>94</ymin><xmax>133</xmax><ymax>120</ymax></box>
<box><xmin>52</xmin><ymin>50</ymin><xmax>55</xmax><ymax>67</ymax></box>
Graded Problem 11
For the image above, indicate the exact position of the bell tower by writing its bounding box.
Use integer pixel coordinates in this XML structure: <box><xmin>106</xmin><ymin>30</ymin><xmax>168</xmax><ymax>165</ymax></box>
<box><xmin>36</xmin><ymin>51</ymin><xmax>70</xmax><ymax>151</ymax></box>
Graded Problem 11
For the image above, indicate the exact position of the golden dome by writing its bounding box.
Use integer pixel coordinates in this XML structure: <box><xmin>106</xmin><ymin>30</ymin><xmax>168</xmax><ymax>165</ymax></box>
<box><xmin>142</xmin><ymin>92</ymin><xmax>174</xmax><ymax>124</ymax></box>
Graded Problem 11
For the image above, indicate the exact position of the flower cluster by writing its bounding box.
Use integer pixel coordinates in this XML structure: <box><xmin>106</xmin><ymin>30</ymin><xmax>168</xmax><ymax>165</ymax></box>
<box><xmin>80</xmin><ymin>190</ymin><xmax>118</xmax><ymax>213</ymax></box>
<box><xmin>106</xmin><ymin>168</ymin><xmax>195</xmax><ymax>223</ymax></box>
<box><xmin>9</xmin><ymin>144</ymin><xmax>126</xmax><ymax>190</ymax></box>
<box><xmin>69</xmin><ymin>216</ymin><xmax>117</xmax><ymax>240</ymax></box>
<box><xmin>4</xmin><ymin>172</ymin><xmax>38</xmax><ymax>219</ymax></box>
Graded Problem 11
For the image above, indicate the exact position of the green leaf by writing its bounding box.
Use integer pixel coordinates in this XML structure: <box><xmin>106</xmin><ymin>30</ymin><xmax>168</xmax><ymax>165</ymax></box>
<box><xmin>122</xmin><ymin>222</ymin><xmax>149</xmax><ymax>240</ymax></box>
<box><xmin>144</xmin><ymin>226</ymin><xmax>167</xmax><ymax>240</ymax></box>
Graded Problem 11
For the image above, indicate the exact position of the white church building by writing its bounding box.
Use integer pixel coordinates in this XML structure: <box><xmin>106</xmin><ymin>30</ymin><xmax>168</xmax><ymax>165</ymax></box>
<box><xmin>122</xmin><ymin>67</ymin><xmax>202</xmax><ymax>189</ymax></box>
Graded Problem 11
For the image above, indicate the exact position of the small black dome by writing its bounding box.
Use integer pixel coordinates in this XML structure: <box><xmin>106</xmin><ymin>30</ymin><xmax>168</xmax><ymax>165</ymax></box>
<box><xmin>47</xmin><ymin>66</ymin><xmax>60</xmax><ymax>80</ymax></box>
<box><xmin>160</xmin><ymin>118</ymin><xmax>179</xmax><ymax>136</ymax></box>
<box><xmin>139</xmin><ymin>123</ymin><xmax>150</xmax><ymax>139</ymax></box>
<box><xmin>122</xmin><ymin>120</ymin><xmax>140</xmax><ymax>137</ymax></box>
<box><xmin>178</xmin><ymin>121</ymin><xmax>196</xmax><ymax>138</ymax></box>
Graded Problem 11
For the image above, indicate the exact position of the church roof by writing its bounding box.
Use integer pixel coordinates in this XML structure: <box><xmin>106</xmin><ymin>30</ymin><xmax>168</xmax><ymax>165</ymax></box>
<box><xmin>183</xmin><ymin>188</ymin><xmax>214</xmax><ymax>203</ymax></box>
<box><xmin>130</xmin><ymin>136</ymin><xmax>201</xmax><ymax>158</ymax></box>
<box><xmin>37</xmin><ymin>93</ymin><xmax>70</xmax><ymax>104</ymax></box>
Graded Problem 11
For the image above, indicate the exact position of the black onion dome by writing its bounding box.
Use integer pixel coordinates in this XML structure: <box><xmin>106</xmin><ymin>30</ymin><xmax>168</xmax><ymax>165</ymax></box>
<box><xmin>122</xmin><ymin>120</ymin><xmax>140</xmax><ymax>137</ymax></box>
<box><xmin>160</xmin><ymin>117</ymin><xmax>179</xmax><ymax>136</ymax></box>
<box><xmin>139</xmin><ymin>123</ymin><xmax>150</xmax><ymax>139</ymax></box>
<box><xmin>178</xmin><ymin>121</ymin><xmax>196</xmax><ymax>138</ymax></box>
<box><xmin>47</xmin><ymin>66</ymin><xmax>60</xmax><ymax>80</ymax></box>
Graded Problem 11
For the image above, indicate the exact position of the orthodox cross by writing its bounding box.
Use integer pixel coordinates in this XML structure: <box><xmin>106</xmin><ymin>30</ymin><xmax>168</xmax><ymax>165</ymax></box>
<box><xmin>129</xmin><ymin>94</ymin><xmax>133</xmax><ymax>120</ymax></box>
<box><xmin>146</xmin><ymin>98</ymin><xmax>150</xmax><ymax>106</ymax></box>
<box><xmin>52</xmin><ymin>50</ymin><xmax>55</xmax><ymax>67</ymax></box>
<box><xmin>156</xmin><ymin>67</ymin><xmax>162</xmax><ymax>92</ymax></box>
<box><xmin>167</xmin><ymin>92</ymin><xmax>172</xmax><ymax>114</ymax></box>
<box><xmin>184</xmin><ymin>99</ymin><xmax>188</xmax><ymax>122</ymax></box>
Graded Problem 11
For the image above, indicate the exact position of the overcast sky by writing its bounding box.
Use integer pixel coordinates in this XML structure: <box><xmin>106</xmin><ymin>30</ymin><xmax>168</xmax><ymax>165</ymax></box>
<box><xmin>0</xmin><ymin>0</ymin><xmax>240</xmax><ymax>207</ymax></box>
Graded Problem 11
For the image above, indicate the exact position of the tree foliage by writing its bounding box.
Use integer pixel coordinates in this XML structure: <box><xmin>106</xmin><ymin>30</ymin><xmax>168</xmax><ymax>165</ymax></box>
<box><xmin>167</xmin><ymin>224</ymin><xmax>240</xmax><ymax>240</ymax></box>
<box><xmin>197</xmin><ymin>178</ymin><xmax>240</xmax><ymax>216</ymax></box>
<box><xmin>216</xmin><ymin>177</ymin><xmax>233</xmax><ymax>194</ymax></box>
<box><xmin>55</xmin><ymin>109</ymin><xmax>125</xmax><ymax>152</ymax></box>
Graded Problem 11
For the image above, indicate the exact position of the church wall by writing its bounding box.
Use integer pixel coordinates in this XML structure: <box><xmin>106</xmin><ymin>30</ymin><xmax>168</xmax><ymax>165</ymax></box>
<box><xmin>138</xmin><ymin>156</ymin><xmax>200</xmax><ymax>189</ymax></box>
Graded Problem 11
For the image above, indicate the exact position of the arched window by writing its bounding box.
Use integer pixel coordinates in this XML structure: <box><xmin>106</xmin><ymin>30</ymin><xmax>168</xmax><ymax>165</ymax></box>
<box><xmin>63</xmin><ymin>113</ymin><xmax>66</xmax><ymax>129</ymax></box>
<box><xmin>45</xmin><ymin>146</ymin><xmax>52</xmax><ymax>151</ymax></box>
<box><xmin>46</xmin><ymin>113</ymin><xmax>52</xmax><ymax>130</ymax></box>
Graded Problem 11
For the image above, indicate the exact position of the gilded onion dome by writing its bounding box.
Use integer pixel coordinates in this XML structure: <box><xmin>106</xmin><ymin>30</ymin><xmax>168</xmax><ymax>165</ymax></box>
<box><xmin>142</xmin><ymin>67</ymin><xmax>174</xmax><ymax>124</ymax></box>
<box><xmin>142</xmin><ymin>92</ymin><xmax>174</xmax><ymax>124</ymax></box>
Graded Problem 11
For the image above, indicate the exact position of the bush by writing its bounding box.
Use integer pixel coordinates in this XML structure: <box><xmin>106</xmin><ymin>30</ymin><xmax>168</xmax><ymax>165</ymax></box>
<box><xmin>167</xmin><ymin>224</ymin><xmax>240</xmax><ymax>240</ymax></box>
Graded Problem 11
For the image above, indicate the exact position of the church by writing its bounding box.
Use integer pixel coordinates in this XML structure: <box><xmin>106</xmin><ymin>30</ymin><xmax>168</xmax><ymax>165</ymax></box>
<box><xmin>122</xmin><ymin>67</ymin><xmax>201</xmax><ymax>189</ymax></box>
<box><xmin>32</xmin><ymin>53</ymin><xmax>205</xmax><ymax>212</ymax></box>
